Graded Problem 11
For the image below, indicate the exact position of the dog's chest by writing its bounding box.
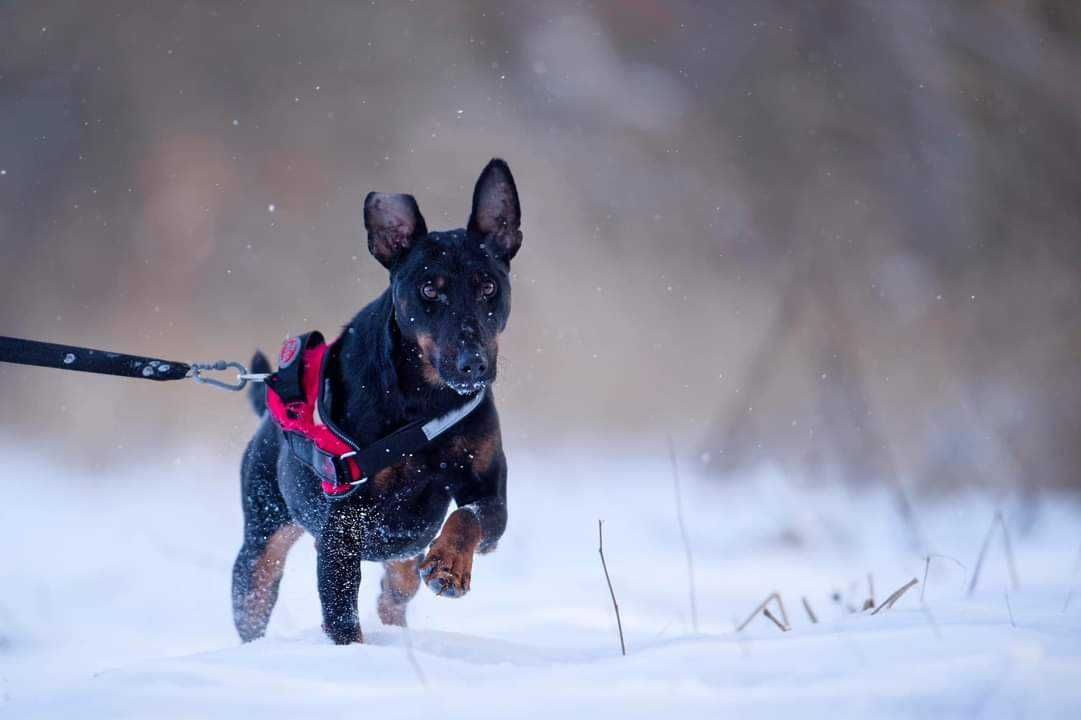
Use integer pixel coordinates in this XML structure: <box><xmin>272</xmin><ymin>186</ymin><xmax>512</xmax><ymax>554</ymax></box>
<box><xmin>368</xmin><ymin>432</ymin><xmax>483</xmax><ymax>497</ymax></box>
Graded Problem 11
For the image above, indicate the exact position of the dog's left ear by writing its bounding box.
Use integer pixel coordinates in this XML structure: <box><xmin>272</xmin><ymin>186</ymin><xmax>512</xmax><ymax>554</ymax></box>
<box><xmin>364</xmin><ymin>192</ymin><xmax>428</xmax><ymax>269</ymax></box>
<box><xmin>468</xmin><ymin>158</ymin><xmax>522</xmax><ymax>262</ymax></box>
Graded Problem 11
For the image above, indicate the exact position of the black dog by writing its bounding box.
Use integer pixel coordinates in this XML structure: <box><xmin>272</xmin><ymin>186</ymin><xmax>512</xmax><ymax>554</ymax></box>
<box><xmin>232</xmin><ymin>159</ymin><xmax>521</xmax><ymax>644</ymax></box>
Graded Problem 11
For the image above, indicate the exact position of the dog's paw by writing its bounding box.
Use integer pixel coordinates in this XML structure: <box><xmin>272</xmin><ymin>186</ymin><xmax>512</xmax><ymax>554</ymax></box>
<box><xmin>419</xmin><ymin>544</ymin><xmax>473</xmax><ymax>598</ymax></box>
<box><xmin>324</xmin><ymin>622</ymin><xmax>364</xmax><ymax>645</ymax></box>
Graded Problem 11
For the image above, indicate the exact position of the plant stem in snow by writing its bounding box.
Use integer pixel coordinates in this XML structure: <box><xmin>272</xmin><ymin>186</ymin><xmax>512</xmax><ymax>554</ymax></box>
<box><xmin>1064</xmin><ymin>542</ymin><xmax>1081</xmax><ymax>613</ymax></box>
<box><xmin>871</xmin><ymin>578</ymin><xmax>919</xmax><ymax>615</ymax></box>
<box><xmin>968</xmin><ymin>512</ymin><xmax>1020</xmax><ymax>596</ymax></box>
<box><xmin>920</xmin><ymin>605</ymin><xmax>943</xmax><ymax>639</ymax></box>
<box><xmin>402</xmin><ymin>627</ymin><xmax>430</xmax><ymax>691</ymax></box>
<box><xmin>737</xmin><ymin>592</ymin><xmax>788</xmax><ymax>632</ymax></box>
<box><xmin>921</xmin><ymin>556</ymin><xmax>930</xmax><ymax>603</ymax></box>
<box><xmin>801</xmin><ymin>596</ymin><xmax>818</xmax><ymax>624</ymax></box>
<box><xmin>597</xmin><ymin>519</ymin><xmax>626</xmax><ymax>656</ymax></box>
<box><xmin>762</xmin><ymin>607</ymin><xmax>789</xmax><ymax>632</ymax></box>
<box><xmin>667</xmin><ymin>435</ymin><xmax>698</xmax><ymax>634</ymax></box>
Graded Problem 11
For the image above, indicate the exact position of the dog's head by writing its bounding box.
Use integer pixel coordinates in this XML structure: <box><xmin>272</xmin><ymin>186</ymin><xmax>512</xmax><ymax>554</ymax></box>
<box><xmin>363</xmin><ymin>159</ymin><xmax>522</xmax><ymax>396</ymax></box>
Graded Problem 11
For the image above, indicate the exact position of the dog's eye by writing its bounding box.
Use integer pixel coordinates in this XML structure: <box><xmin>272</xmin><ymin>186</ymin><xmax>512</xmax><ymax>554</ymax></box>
<box><xmin>420</xmin><ymin>282</ymin><xmax>439</xmax><ymax>301</ymax></box>
<box><xmin>480</xmin><ymin>280</ymin><xmax>498</xmax><ymax>299</ymax></box>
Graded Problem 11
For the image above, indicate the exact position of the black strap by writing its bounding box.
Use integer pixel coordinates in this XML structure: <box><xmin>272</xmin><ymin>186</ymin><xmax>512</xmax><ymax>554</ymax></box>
<box><xmin>264</xmin><ymin>331</ymin><xmax>324</xmax><ymax>405</ymax></box>
<box><xmin>314</xmin><ymin>349</ymin><xmax>444</xmax><ymax>479</ymax></box>
<box><xmin>0</xmin><ymin>336</ymin><xmax>191</xmax><ymax>382</ymax></box>
<box><xmin>285</xmin><ymin>417</ymin><xmax>454</xmax><ymax>497</ymax></box>
<box><xmin>353</xmin><ymin>419</ymin><xmax>431</xmax><ymax>477</ymax></box>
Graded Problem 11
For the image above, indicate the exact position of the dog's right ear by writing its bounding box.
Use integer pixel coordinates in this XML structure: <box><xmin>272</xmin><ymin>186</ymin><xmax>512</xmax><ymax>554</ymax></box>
<box><xmin>364</xmin><ymin>192</ymin><xmax>428</xmax><ymax>269</ymax></box>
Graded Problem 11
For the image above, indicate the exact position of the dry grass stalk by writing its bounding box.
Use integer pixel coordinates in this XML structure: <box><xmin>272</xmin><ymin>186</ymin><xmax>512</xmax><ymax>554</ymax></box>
<box><xmin>736</xmin><ymin>592</ymin><xmax>788</xmax><ymax>632</ymax></box>
<box><xmin>666</xmin><ymin>435</ymin><xmax>698</xmax><ymax>633</ymax></box>
<box><xmin>921</xmin><ymin>556</ymin><xmax>930</xmax><ymax>603</ymax></box>
<box><xmin>1004</xmin><ymin>591</ymin><xmax>1016</xmax><ymax>628</ymax></box>
<box><xmin>967</xmin><ymin>511</ymin><xmax>1020</xmax><ymax>596</ymax></box>
<box><xmin>920</xmin><ymin>605</ymin><xmax>943</xmax><ymax>639</ymax></box>
<box><xmin>921</xmin><ymin>553</ymin><xmax>968</xmax><ymax>603</ymax></box>
<box><xmin>401</xmin><ymin>627</ymin><xmax>430</xmax><ymax>690</ymax></box>
<box><xmin>1063</xmin><ymin>542</ymin><xmax>1081</xmax><ymax>613</ymax></box>
<box><xmin>597</xmin><ymin>519</ymin><xmax>626</xmax><ymax>656</ymax></box>
<box><xmin>867</xmin><ymin>573</ymin><xmax>875</xmax><ymax>607</ymax></box>
<box><xmin>762</xmin><ymin>607</ymin><xmax>789</xmax><ymax>632</ymax></box>
<box><xmin>802</xmin><ymin>596</ymin><xmax>818</xmax><ymax>624</ymax></box>
<box><xmin>870</xmin><ymin>578</ymin><xmax>919</xmax><ymax>615</ymax></box>
<box><xmin>774</xmin><ymin>593</ymin><xmax>790</xmax><ymax>626</ymax></box>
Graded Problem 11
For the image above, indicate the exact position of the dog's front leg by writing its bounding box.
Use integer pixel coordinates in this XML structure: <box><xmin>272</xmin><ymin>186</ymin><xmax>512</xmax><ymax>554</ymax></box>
<box><xmin>419</xmin><ymin>507</ymin><xmax>482</xmax><ymax>598</ymax></box>
<box><xmin>316</xmin><ymin>510</ymin><xmax>364</xmax><ymax>644</ymax></box>
<box><xmin>420</xmin><ymin>445</ymin><xmax>509</xmax><ymax>597</ymax></box>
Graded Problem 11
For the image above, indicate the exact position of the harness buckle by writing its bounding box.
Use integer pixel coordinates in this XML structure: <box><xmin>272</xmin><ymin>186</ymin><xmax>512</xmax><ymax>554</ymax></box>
<box><xmin>328</xmin><ymin>451</ymin><xmax>367</xmax><ymax>490</ymax></box>
<box><xmin>337</xmin><ymin>451</ymin><xmax>368</xmax><ymax>486</ymax></box>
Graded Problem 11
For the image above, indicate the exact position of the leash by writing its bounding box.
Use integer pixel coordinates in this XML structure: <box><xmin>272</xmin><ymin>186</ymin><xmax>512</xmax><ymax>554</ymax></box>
<box><xmin>0</xmin><ymin>335</ymin><xmax>268</xmax><ymax>392</ymax></box>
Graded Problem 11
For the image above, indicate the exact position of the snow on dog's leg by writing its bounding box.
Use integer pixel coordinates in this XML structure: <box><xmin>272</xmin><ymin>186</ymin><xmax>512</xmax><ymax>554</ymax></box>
<box><xmin>377</xmin><ymin>556</ymin><xmax>422</xmax><ymax>626</ymax></box>
<box><xmin>233</xmin><ymin>421</ymin><xmax>299</xmax><ymax>642</ymax></box>
<box><xmin>232</xmin><ymin>522</ymin><xmax>303</xmax><ymax>641</ymax></box>
<box><xmin>317</xmin><ymin>503</ymin><xmax>366</xmax><ymax>644</ymax></box>
<box><xmin>419</xmin><ymin>508</ymin><xmax>481</xmax><ymax>598</ymax></box>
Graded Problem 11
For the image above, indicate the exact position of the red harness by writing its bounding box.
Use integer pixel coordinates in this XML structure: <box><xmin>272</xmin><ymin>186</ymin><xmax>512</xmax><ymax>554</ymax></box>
<box><xmin>263</xmin><ymin>332</ymin><xmax>486</xmax><ymax>499</ymax></box>
<box><xmin>265</xmin><ymin>337</ymin><xmax>363</xmax><ymax>496</ymax></box>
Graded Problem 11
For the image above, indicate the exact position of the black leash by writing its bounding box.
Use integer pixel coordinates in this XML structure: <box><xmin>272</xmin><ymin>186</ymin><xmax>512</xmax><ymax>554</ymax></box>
<box><xmin>0</xmin><ymin>336</ymin><xmax>266</xmax><ymax>391</ymax></box>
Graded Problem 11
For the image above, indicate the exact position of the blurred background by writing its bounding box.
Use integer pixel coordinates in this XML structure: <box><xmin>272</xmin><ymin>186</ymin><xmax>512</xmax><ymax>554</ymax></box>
<box><xmin>1</xmin><ymin>0</ymin><xmax>1078</xmax><ymax>499</ymax></box>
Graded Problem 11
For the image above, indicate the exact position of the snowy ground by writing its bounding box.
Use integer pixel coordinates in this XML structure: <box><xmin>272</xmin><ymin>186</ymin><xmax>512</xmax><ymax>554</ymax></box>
<box><xmin>1</xmin><ymin>444</ymin><xmax>1080</xmax><ymax>719</ymax></box>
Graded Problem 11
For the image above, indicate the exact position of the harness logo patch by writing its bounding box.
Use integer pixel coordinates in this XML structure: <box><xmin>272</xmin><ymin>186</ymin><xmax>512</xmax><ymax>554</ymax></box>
<box><xmin>279</xmin><ymin>337</ymin><xmax>302</xmax><ymax>369</ymax></box>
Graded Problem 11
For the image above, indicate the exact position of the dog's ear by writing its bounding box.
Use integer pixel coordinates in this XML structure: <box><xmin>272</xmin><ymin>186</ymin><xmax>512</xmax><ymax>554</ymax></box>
<box><xmin>468</xmin><ymin>158</ymin><xmax>522</xmax><ymax>262</ymax></box>
<box><xmin>364</xmin><ymin>192</ymin><xmax>428</xmax><ymax>269</ymax></box>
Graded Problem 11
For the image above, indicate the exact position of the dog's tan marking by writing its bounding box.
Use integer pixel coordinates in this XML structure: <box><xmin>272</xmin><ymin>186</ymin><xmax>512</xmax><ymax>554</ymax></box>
<box><xmin>377</xmin><ymin>556</ymin><xmax>422</xmax><ymax>627</ymax></box>
<box><xmin>414</xmin><ymin>333</ymin><xmax>444</xmax><ymax>387</ymax></box>
<box><xmin>443</xmin><ymin>432</ymin><xmax>499</xmax><ymax>474</ymax></box>
<box><xmin>371</xmin><ymin>459</ymin><xmax>424</xmax><ymax>495</ymax></box>
<box><xmin>242</xmin><ymin>523</ymin><xmax>304</xmax><ymax>630</ymax></box>
<box><xmin>470</xmin><ymin>431</ymin><xmax>500</xmax><ymax>474</ymax></box>
<box><xmin>419</xmin><ymin>508</ymin><xmax>481</xmax><ymax>598</ymax></box>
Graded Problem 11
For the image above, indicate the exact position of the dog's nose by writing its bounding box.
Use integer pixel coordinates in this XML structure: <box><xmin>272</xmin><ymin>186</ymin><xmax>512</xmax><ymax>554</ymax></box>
<box><xmin>456</xmin><ymin>349</ymin><xmax>487</xmax><ymax>377</ymax></box>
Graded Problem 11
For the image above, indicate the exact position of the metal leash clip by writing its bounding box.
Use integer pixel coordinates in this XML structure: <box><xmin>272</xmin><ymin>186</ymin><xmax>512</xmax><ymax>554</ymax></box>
<box><xmin>188</xmin><ymin>360</ymin><xmax>270</xmax><ymax>392</ymax></box>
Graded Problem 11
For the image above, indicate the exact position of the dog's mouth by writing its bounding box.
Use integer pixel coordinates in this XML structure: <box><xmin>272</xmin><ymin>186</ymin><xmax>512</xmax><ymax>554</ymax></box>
<box><xmin>445</xmin><ymin>378</ymin><xmax>488</xmax><ymax>396</ymax></box>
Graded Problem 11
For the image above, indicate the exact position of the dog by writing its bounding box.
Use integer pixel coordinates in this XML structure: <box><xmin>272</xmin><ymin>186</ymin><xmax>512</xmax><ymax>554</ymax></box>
<box><xmin>232</xmin><ymin>159</ymin><xmax>521</xmax><ymax>644</ymax></box>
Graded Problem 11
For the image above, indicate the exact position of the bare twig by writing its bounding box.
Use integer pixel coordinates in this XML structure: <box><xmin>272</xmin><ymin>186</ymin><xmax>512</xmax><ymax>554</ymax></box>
<box><xmin>731</xmin><ymin>619</ymin><xmax>752</xmax><ymax>658</ymax></box>
<box><xmin>774</xmin><ymin>593</ymin><xmax>790</xmax><ymax>626</ymax></box>
<box><xmin>1064</xmin><ymin>542</ymin><xmax>1081</xmax><ymax>613</ymax></box>
<box><xmin>920</xmin><ymin>605</ymin><xmax>943</xmax><ymax>639</ymax></box>
<box><xmin>921</xmin><ymin>556</ymin><xmax>930</xmax><ymax>603</ymax></box>
<box><xmin>597</xmin><ymin>519</ymin><xmax>626</xmax><ymax>656</ymax></box>
<box><xmin>968</xmin><ymin>512</ymin><xmax>1020</xmax><ymax>596</ymax></box>
<box><xmin>401</xmin><ymin>627</ymin><xmax>430</xmax><ymax>691</ymax></box>
<box><xmin>762</xmin><ymin>607</ymin><xmax>789</xmax><ymax>632</ymax></box>
<box><xmin>871</xmin><ymin>578</ymin><xmax>919</xmax><ymax>615</ymax></box>
<box><xmin>736</xmin><ymin>592</ymin><xmax>788</xmax><ymax>631</ymax></box>
<box><xmin>968</xmin><ymin>515</ymin><xmax>997</xmax><ymax>595</ymax></box>
<box><xmin>737</xmin><ymin>595</ymin><xmax>774</xmax><ymax>631</ymax></box>
<box><xmin>1000</xmin><ymin>515</ymin><xmax>1020</xmax><ymax>591</ymax></box>
<box><xmin>1004</xmin><ymin>591</ymin><xmax>1016</xmax><ymax>628</ymax></box>
<box><xmin>921</xmin><ymin>553</ymin><xmax>968</xmax><ymax>603</ymax></box>
<box><xmin>666</xmin><ymin>435</ymin><xmax>698</xmax><ymax>633</ymax></box>
<box><xmin>801</xmin><ymin>596</ymin><xmax>818</xmax><ymax>624</ymax></box>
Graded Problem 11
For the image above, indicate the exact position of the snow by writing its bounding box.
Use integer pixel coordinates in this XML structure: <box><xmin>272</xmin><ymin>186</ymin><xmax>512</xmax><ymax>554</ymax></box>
<box><xmin>1</xmin><ymin>445</ymin><xmax>1079</xmax><ymax>718</ymax></box>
